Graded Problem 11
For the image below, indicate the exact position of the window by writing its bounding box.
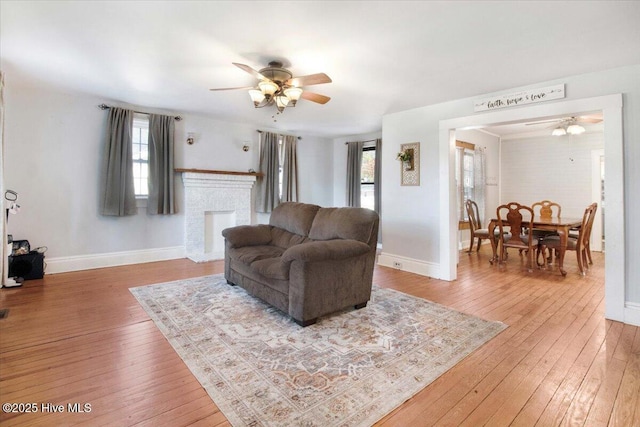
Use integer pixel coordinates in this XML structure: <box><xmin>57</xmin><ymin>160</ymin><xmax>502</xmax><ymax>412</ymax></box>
<box><xmin>360</xmin><ymin>146</ymin><xmax>376</xmax><ymax>210</ymax></box>
<box><xmin>456</xmin><ymin>141</ymin><xmax>475</xmax><ymax>221</ymax></box>
<box><xmin>132</xmin><ymin>115</ymin><xmax>149</xmax><ymax>197</ymax></box>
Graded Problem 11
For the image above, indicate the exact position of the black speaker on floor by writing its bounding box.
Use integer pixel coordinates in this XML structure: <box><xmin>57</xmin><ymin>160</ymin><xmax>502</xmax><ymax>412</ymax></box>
<box><xmin>9</xmin><ymin>251</ymin><xmax>45</xmax><ymax>280</ymax></box>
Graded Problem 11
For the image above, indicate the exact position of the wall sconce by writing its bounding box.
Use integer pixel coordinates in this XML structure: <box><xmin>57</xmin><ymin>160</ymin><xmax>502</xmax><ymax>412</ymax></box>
<box><xmin>187</xmin><ymin>132</ymin><xmax>195</xmax><ymax>145</ymax></box>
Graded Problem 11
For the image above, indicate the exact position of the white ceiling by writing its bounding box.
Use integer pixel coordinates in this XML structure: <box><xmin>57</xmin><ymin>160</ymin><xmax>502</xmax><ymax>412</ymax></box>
<box><xmin>1</xmin><ymin>1</ymin><xmax>639</xmax><ymax>138</ymax></box>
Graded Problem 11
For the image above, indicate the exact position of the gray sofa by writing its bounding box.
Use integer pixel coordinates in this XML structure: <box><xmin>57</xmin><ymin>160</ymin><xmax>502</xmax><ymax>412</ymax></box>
<box><xmin>222</xmin><ymin>202</ymin><xmax>379</xmax><ymax>326</ymax></box>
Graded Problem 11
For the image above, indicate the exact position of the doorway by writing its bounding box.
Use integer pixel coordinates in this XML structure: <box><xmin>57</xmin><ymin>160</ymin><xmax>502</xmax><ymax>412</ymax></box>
<box><xmin>439</xmin><ymin>94</ymin><xmax>624</xmax><ymax>322</ymax></box>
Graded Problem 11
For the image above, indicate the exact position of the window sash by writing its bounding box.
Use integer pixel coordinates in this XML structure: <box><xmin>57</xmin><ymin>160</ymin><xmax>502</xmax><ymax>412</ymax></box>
<box><xmin>360</xmin><ymin>146</ymin><xmax>376</xmax><ymax>209</ymax></box>
<box><xmin>132</xmin><ymin>116</ymin><xmax>149</xmax><ymax>197</ymax></box>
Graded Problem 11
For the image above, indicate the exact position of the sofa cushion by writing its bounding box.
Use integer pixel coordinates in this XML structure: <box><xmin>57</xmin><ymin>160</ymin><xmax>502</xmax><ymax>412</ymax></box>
<box><xmin>269</xmin><ymin>202</ymin><xmax>320</xmax><ymax>236</ymax></box>
<box><xmin>228</xmin><ymin>245</ymin><xmax>285</xmax><ymax>265</ymax></box>
<box><xmin>309</xmin><ymin>207</ymin><xmax>378</xmax><ymax>243</ymax></box>
<box><xmin>270</xmin><ymin>227</ymin><xmax>310</xmax><ymax>249</ymax></box>
<box><xmin>282</xmin><ymin>239</ymin><xmax>371</xmax><ymax>263</ymax></box>
<box><xmin>251</xmin><ymin>257</ymin><xmax>289</xmax><ymax>282</ymax></box>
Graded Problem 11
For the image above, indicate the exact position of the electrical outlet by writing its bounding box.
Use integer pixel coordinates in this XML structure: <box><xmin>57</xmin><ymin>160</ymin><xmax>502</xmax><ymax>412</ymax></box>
<box><xmin>393</xmin><ymin>261</ymin><xmax>402</xmax><ymax>269</ymax></box>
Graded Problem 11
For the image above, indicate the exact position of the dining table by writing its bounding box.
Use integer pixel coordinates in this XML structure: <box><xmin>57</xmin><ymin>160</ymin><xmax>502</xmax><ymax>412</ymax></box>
<box><xmin>488</xmin><ymin>216</ymin><xmax>583</xmax><ymax>276</ymax></box>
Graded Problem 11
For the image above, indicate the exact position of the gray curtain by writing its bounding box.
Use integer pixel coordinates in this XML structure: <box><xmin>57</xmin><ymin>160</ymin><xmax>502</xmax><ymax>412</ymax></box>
<box><xmin>100</xmin><ymin>107</ymin><xmax>136</xmax><ymax>216</ymax></box>
<box><xmin>148</xmin><ymin>114</ymin><xmax>175</xmax><ymax>214</ymax></box>
<box><xmin>374</xmin><ymin>138</ymin><xmax>382</xmax><ymax>214</ymax></box>
<box><xmin>346</xmin><ymin>140</ymin><xmax>363</xmax><ymax>207</ymax></box>
<box><xmin>256</xmin><ymin>131</ymin><xmax>280</xmax><ymax>213</ymax></box>
<box><xmin>281</xmin><ymin>134</ymin><xmax>298</xmax><ymax>202</ymax></box>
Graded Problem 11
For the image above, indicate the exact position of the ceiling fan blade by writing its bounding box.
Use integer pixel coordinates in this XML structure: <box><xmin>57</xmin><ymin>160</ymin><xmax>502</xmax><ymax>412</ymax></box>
<box><xmin>524</xmin><ymin>114</ymin><xmax>602</xmax><ymax>127</ymax></box>
<box><xmin>576</xmin><ymin>116</ymin><xmax>603</xmax><ymax>123</ymax></box>
<box><xmin>288</xmin><ymin>73</ymin><xmax>332</xmax><ymax>87</ymax></box>
<box><xmin>525</xmin><ymin>119</ymin><xmax>564</xmax><ymax>126</ymax></box>
<box><xmin>301</xmin><ymin>91</ymin><xmax>331</xmax><ymax>104</ymax></box>
<box><xmin>209</xmin><ymin>86</ymin><xmax>254</xmax><ymax>91</ymax></box>
<box><xmin>233</xmin><ymin>63</ymin><xmax>266</xmax><ymax>80</ymax></box>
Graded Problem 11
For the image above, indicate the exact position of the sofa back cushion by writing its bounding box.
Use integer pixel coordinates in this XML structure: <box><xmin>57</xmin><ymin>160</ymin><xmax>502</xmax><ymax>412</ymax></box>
<box><xmin>269</xmin><ymin>202</ymin><xmax>320</xmax><ymax>237</ymax></box>
<box><xmin>309</xmin><ymin>207</ymin><xmax>379</xmax><ymax>244</ymax></box>
<box><xmin>270</xmin><ymin>227</ymin><xmax>310</xmax><ymax>249</ymax></box>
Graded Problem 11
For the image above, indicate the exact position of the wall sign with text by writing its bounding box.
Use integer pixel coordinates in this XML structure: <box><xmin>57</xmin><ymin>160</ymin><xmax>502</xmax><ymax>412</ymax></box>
<box><xmin>473</xmin><ymin>84</ymin><xmax>565</xmax><ymax>112</ymax></box>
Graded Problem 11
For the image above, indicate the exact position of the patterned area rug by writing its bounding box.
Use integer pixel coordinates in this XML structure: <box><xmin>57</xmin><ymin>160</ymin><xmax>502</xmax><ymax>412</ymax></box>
<box><xmin>130</xmin><ymin>275</ymin><xmax>506</xmax><ymax>427</ymax></box>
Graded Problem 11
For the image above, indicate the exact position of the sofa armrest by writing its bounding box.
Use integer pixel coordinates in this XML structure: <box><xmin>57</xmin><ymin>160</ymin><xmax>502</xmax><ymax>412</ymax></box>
<box><xmin>282</xmin><ymin>239</ymin><xmax>370</xmax><ymax>263</ymax></box>
<box><xmin>222</xmin><ymin>225</ymin><xmax>272</xmax><ymax>248</ymax></box>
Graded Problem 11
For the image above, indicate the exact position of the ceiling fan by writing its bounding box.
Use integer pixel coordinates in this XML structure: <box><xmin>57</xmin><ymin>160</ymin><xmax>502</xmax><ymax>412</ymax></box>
<box><xmin>210</xmin><ymin>61</ymin><xmax>332</xmax><ymax>113</ymax></box>
<box><xmin>525</xmin><ymin>115</ymin><xmax>603</xmax><ymax>126</ymax></box>
<box><xmin>525</xmin><ymin>115</ymin><xmax>603</xmax><ymax>136</ymax></box>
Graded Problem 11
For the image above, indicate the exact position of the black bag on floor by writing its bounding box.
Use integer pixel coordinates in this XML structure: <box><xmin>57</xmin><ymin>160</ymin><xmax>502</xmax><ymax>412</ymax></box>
<box><xmin>8</xmin><ymin>240</ymin><xmax>46</xmax><ymax>280</ymax></box>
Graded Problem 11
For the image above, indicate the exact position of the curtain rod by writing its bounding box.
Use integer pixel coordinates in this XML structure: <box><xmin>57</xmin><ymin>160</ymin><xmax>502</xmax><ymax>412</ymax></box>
<box><xmin>257</xmin><ymin>129</ymin><xmax>302</xmax><ymax>140</ymax></box>
<box><xmin>344</xmin><ymin>139</ymin><xmax>378</xmax><ymax>145</ymax></box>
<box><xmin>98</xmin><ymin>104</ymin><xmax>182</xmax><ymax>121</ymax></box>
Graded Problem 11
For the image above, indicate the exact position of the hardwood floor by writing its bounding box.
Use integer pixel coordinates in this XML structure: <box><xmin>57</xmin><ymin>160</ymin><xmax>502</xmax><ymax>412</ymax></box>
<box><xmin>0</xmin><ymin>246</ymin><xmax>637</xmax><ymax>426</ymax></box>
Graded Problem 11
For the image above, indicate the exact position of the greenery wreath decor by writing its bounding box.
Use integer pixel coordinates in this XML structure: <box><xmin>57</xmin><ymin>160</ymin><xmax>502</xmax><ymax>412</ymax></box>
<box><xmin>396</xmin><ymin>149</ymin><xmax>413</xmax><ymax>163</ymax></box>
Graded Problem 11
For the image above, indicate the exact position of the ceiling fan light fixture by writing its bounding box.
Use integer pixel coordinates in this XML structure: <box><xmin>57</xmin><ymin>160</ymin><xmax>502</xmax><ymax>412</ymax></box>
<box><xmin>212</xmin><ymin>61</ymin><xmax>331</xmax><ymax>114</ymax></box>
<box><xmin>284</xmin><ymin>87</ymin><xmax>303</xmax><ymax>106</ymax></box>
<box><xmin>566</xmin><ymin>124</ymin><xmax>585</xmax><ymax>135</ymax></box>
<box><xmin>275</xmin><ymin>94</ymin><xmax>290</xmax><ymax>112</ymax></box>
<box><xmin>258</xmin><ymin>80</ymin><xmax>278</xmax><ymax>100</ymax></box>
<box><xmin>552</xmin><ymin>126</ymin><xmax>567</xmax><ymax>136</ymax></box>
<box><xmin>248</xmin><ymin>89</ymin><xmax>266</xmax><ymax>107</ymax></box>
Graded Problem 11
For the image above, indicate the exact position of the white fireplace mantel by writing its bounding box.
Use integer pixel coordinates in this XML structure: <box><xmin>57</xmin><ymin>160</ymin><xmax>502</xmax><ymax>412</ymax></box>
<box><xmin>180</xmin><ymin>170</ymin><xmax>258</xmax><ymax>262</ymax></box>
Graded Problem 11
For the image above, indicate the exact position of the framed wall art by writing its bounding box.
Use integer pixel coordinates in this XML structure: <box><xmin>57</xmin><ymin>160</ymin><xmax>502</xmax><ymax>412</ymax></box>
<box><xmin>399</xmin><ymin>142</ymin><xmax>420</xmax><ymax>186</ymax></box>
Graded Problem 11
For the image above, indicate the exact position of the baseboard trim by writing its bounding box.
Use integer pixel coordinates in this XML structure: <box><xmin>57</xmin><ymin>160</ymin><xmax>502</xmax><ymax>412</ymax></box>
<box><xmin>45</xmin><ymin>246</ymin><xmax>186</xmax><ymax>274</ymax></box>
<box><xmin>377</xmin><ymin>252</ymin><xmax>441</xmax><ymax>279</ymax></box>
<box><xmin>624</xmin><ymin>302</ymin><xmax>640</xmax><ymax>327</ymax></box>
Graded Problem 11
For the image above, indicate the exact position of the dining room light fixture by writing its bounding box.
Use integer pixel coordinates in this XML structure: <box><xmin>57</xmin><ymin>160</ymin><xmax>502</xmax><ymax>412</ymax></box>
<box><xmin>552</xmin><ymin>120</ymin><xmax>586</xmax><ymax>136</ymax></box>
<box><xmin>566</xmin><ymin>123</ymin><xmax>586</xmax><ymax>135</ymax></box>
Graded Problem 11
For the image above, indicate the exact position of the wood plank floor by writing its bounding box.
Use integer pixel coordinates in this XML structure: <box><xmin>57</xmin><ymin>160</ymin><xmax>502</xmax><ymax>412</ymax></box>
<box><xmin>1</xmin><ymin>246</ymin><xmax>638</xmax><ymax>426</ymax></box>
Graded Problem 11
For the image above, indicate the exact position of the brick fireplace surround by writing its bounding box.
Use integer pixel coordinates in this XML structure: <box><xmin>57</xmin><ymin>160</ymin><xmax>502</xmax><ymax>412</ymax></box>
<box><xmin>178</xmin><ymin>169</ymin><xmax>258</xmax><ymax>262</ymax></box>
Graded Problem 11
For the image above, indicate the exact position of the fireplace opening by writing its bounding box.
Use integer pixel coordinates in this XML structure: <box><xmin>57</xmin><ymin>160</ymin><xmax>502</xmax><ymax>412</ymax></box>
<box><xmin>205</xmin><ymin>211</ymin><xmax>236</xmax><ymax>259</ymax></box>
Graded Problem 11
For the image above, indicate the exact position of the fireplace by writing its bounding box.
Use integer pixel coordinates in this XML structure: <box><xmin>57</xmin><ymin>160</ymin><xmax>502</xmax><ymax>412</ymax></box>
<box><xmin>180</xmin><ymin>170</ymin><xmax>258</xmax><ymax>262</ymax></box>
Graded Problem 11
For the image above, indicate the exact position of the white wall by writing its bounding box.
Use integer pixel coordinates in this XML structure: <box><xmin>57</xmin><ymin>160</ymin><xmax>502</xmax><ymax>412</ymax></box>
<box><xmin>379</xmin><ymin>65</ymin><xmax>639</xmax><ymax>312</ymax></box>
<box><xmin>501</xmin><ymin>131</ymin><xmax>604</xmax><ymax>218</ymax></box>
<box><xmin>3</xmin><ymin>76</ymin><xmax>333</xmax><ymax>272</ymax></box>
<box><xmin>379</xmin><ymin>106</ymin><xmax>443</xmax><ymax>272</ymax></box>
<box><xmin>297</xmin><ymin>135</ymin><xmax>334</xmax><ymax>207</ymax></box>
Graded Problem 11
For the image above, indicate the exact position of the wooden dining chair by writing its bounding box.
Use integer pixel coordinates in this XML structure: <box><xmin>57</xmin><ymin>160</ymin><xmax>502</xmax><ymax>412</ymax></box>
<box><xmin>496</xmin><ymin>202</ymin><xmax>538</xmax><ymax>272</ymax></box>
<box><xmin>532</xmin><ymin>200</ymin><xmax>562</xmax><ymax>220</ymax></box>
<box><xmin>465</xmin><ymin>199</ymin><xmax>495</xmax><ymax>253</ymax></box>
<box><xmin>538</xmin><ymin>203</ymin><xmax>598</xmax><ymax>275</ymax></box>
<box><xmin>530</xmin><ymin>200</ymin><xmax>562</xmax><ymax>260</ymax></box>
<box><xmin>582</xmin><ymin>203</ymin><xmax>598</xmax><ymax>266</ymax></box>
